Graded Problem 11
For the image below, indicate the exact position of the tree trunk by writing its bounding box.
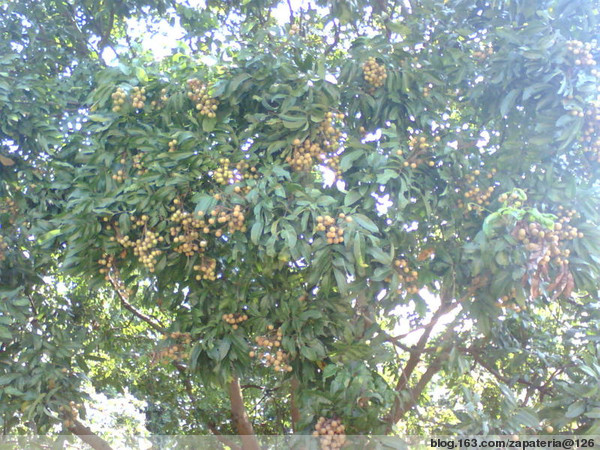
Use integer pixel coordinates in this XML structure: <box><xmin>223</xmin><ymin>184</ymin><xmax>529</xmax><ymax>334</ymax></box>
<box><xmin>228</xmin><ymin>377</ymin><xmax>260</xmax><ymax>450</ymax></box>
<box><xmin>68</xmin><ymin>420</ymin><xmax>113</xmax><ymax>450</ymax></box>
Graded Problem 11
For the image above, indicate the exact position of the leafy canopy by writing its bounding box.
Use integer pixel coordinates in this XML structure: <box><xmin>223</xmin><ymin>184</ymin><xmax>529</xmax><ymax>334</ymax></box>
<box><xmin>2</xmin><ymin>0</ymin><xmax>600</xmax><ymax>439</ymax></box>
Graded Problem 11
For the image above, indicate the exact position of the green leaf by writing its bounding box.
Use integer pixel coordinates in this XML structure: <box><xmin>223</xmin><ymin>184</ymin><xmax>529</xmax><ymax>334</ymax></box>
<box><xmin>344</xmin><ymin>190</ymin><xmax>361</xmax><ymax>206</ymax></box>
<box><xmin>353</xmin><ymin>214</ymin><xmax>379</xmax><ymax>233</ymax></box>
<box><xmin>566</xmin><ymin>400</ymin><xmax>586</xmax><ymax>418</ymax></box>
<box><xmin>250</xmin><ymin>221</ymin><xmax>263</xmax><ymax>245</ymax></box>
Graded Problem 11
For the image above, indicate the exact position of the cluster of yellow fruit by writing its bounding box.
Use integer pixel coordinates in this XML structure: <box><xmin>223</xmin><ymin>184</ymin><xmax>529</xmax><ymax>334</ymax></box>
<box><xmin>193</xmin><ymin>257</ymin><xmax>217</xmax><ymax>281</ymax></box>
<box><xmin>315</xmin><ymin>214</ymin><xmax>350</xmax><ymax>244</ymax></box>
<box><xmin>213</xmin><ymin>158</ymin><xmax>235</xmax><ymax>185</ymax></box>
<box><xmin>131</xmin><ymin>229</ymin><xmax>163</xmax><ymax>272</ymax></box>
<box><xmin>168</xmin><ymin>139</ymin><xmax>177</xmax><ymax>153</ymax></box>
<box><xmin>133</xmin><ymin>153</ymin><xmax>147</xmax><ymax>175</ymax></box>
<box><xmin>210</xmin><ymin>205</ymin><xmax>247</xmax><ymax>234</ymax></box>
<box><xmin>312</xmin><ymin>417</ymin><xmax>346</xmax><ymax>450</ymax></box>
<box><xmin>59</xmin><ymin>401</ymin><xmax>82</xmax><ymax>429</ymax></box>
<box><xmin>154</xmin><ymin>332</ymin><xmax>192</xmax><ymax>365</ymax></box>
<box><xmin>566</xmin><ymin>40</ymin><xmax>596</xmax><ymax>66</ymax></box>
<box><xmin>514</xmin><ymin>211</ymin><xmax>581</xmax><ymax>268</ymax></box>
<box><xmin>423</xmin><ymin>84</ymin><xmax>432</xmax><ymax>98</ymax></box>
<box><xmin>457</xmin><ymin>168</ymin><xmax>498</xmax><ymax>212</ymax></box>
<box><xmin>97</xmin><ymin>253</ymin><xmax>115</xmax><ymax>280</ymax></box>
<box><xmin>473</xmin><ymin>44</ymin><xmax>494</xmax><ymax>60</ymax></box>
<box><xmin>319</xmin><ymin>112</ymin><xmax>344</xmax><ymax>152</ymax></box>
<box><xmin>234</xmin><ymin>159</ymin><xmax>260</xmax><ymax>182</ymax></box>
<box><xmin>581</xmin><ymin>102</ymin><xmax>600</xmax><ymax>162</ymax></box>
<box><xmin>397</xmin><ymin>134</ymin><xmax>439</xmax><ymax>169</ymax></box>
<box><xmin>494</xmin><ymin>288</ymin><xmax>522</xmax><ymax>312</ymax></box>
<box><xmin>153</xmin><ymin>344</ymin><xmax>189</xmax><ymax>365</ymax></box>
<box><xmin>111</xmin><ymin>169</ymin><xmax>126</xmax><ymax>183</ymax></box>
<box><xmin>286</xmin><ymin>138</ymin><xmax>323</xmax><ymax>172</ymax></box>
<box><xmin>169</xmin><ymin>202</ymin><xmax>208</xmax><ymax>256</ymax></box>
<box><xmin>289</xmin><ymin>23</ymin><xmax>300</xmax><ymax>35</ymax></box>
<box><xmin>363</xmin><ymin>57</ymin><xmax>387</xmax><ymax>89</ymax></box>
<box><xmin>393</xmin><ymin>258</ymin><xmax>420</xmax><ymax>295</ymax></box>
<box><xmin>0</xmin><ymin>197</ymin><xmax>18</xmax><ymax>225</ymax></box>
<box><xmin>0</xmin><ymin>235</ymin><xmax>8</xmax><ymax>261</ymax></box>
<box><xmin>111</xmin><ymin>87</ymin><xmax>127</xmax><ymax>113</ymax></box>
<box><xmin>131</xmin><ymin>86</ymin><xmax>146</xmax><ymax>109</ymax></box>
<box><xmin>222</xmin><ymin>313</ymin><xmax>248</xmax><ymax>329</ymax></box>
<box><xmin>186</xmin><ymin>78</ymin><xmax>218</xmax><ymax>118</ymax></box>
<box><xmin>168</xmin><ymin>331</ymin><xmax>193</xmax><ymax>343</ymax></box>
<box><xmin>250</xmin><ymin>326</ymin><xmax>293</xmax><ymax>373</ymax></box>
<box><xmin>151</xmin><ymin>88</ymin><xmax>169</xmax><ymax>108</ymax></box>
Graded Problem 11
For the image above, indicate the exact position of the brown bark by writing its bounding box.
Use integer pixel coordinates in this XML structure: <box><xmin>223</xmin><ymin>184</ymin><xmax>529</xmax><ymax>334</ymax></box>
<box><xmin>68</xmin><ymin>420</ymin><xmax>113</xmax><ymax>450</ymax></box>
<box><xmin>228</xmin><ymin>377</ymin><xmax>259</xmax><ymax>450</ymax></box>
<box><xmin>290</xmin><ymin>377</ymin><xmax>300</xmax><ymax>432</ymax></box>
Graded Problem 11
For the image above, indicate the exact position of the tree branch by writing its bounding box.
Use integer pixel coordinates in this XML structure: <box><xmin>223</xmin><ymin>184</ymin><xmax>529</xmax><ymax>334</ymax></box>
<box><xmin>228</xmin><ymin>377</ymin><xmax>259</xmax><ymax>450</ymax></box>
<box><xmin>107</xmin><ymin>272</ymin><xmax>166</xmax><ymax>333</ymax></box>
<box><xmin>386</xmin><ymin>302</ymin><xmax>461</xmax><ymax>428</ymax></box>
<box><xmin>290</xmin><ymin>377</ymin><xmax>300</xmax><ymax>433</ymax></box>
<box><xmin>67</xmin><ymin>420</ymin><xmax>113</xmax><ymax>450</ymax></box>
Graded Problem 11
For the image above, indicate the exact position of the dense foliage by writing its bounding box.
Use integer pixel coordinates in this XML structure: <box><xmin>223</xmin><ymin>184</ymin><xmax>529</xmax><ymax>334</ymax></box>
<box><xmin>2</xmin><ymin>0</ymin><xmax>600</xmax><ymax>443</ymax></box>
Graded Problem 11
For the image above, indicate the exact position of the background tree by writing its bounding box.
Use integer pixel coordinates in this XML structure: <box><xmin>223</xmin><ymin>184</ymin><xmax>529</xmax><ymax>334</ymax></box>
<box><xmin>2</xmin><ymin>0</ymin><xmax>600</xmax><ymax>446</ymax></box>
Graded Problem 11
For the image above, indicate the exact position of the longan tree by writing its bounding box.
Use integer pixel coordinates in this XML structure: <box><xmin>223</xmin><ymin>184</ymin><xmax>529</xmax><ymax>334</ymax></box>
<box><xmin>3</xmin><ymin>0</ymin><xmax>600</xmax><ymax>447</ymax></box>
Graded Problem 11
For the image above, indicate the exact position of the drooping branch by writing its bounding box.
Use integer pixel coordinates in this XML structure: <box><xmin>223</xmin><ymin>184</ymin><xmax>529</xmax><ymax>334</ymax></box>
<box><xmin>107</xmin><ymin>272</ymin><xmax>166</xmax><ymax>333</ymax></box>
<box><xmin>228</xmin><ymin>377</ymin><xmax>260</xmax><ymax>450</ymax></box>
<box><xmin>67</xmin><ymin>420</ymin><xmax>113</xmax><ymax>450</ymax></box>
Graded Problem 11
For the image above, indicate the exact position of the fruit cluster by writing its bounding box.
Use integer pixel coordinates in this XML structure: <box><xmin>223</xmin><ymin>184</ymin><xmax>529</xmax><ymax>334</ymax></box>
<box><xmin>169</xmin><ymin>204</ymin><xmax>208</xmax><ymax>256</ymax></box>
<box><xmin>315</xmin><ymin>214</ymin><xmax>349</xmax><ymax>244</ymax></box>
<box><xmin>363</xmin><ymin>57</ymin><xmax>387</xmax><ymax>89</ymax></box>
<box><xmin>131</xmin><ymin>229</ymin><xmax>163</xmax><ymax>272</ymax></box>
<box><xmin>472</xmin><ymin>43</ymin><xmax>494</xmax><ymax>60</ymax></box>
<box><xmin>131</xmin><ymin>86</ymin><xmax>146</xmax><ymax>109</ymax></box>
<box><xmin>235</xmin><ymin>160</ymin><xmax>259</xmax><ymax>182</ymax></box>
<box><xmin>97</xmin><ymin>253</ymin><xmax>115</xmax><ymax>280</ymax></box>
<box><xmin>59</xmin><ymin>401</ymin><xmax>82</xmax><ymax>429</ymax></box>
<box><xmin>187</xmin><ymin>78</ymin><xmax>218</xmax><ymax>118</ymax></box>
<box><xmin>393</xmin><ymin>258</ymin><xmax>420</xmax><ymax>295</ymax></box>
<box><xmin>222</xmin><ymin>313</ymin><xmax>248</xmax><ymax>329</ymax></box>
<box><xmin>111</xmin><ymin>169</ymin><xmax>126</xmax><ymax>183</ymax></box>
<box><xmin>566</xmin><ymin>40</ymin><xmax>597</xmax><ymax>67</ymax></box>
<box><xmin>168</xmin><ymin>139</ymin><xmax>177</xmax><ymax>153</ymax></box>
<box><xmin>318</xmin><ymin>112</ymin><xmax>344</xmax><ymax>152</ymax></box>
<box><xmin>513</xmin><ymin>210</ymin><xmax>582</xmax><ymax>268</ymax></box>
<box><xmin>397</xmin><ymin>134</ymin><xmax>439</xmax><ymax>168</ymax></box>
<box><xmin>0</xmin><ymin>235</ymin><xmax>8</xmax><ymax>261</ymax></box>
<box><xmin>213</xmin><ymin>158</ymin><xmax>235</xmax><ymax>185</ymax></box>
<box><xmin>495</xmin><ymin>288</ymin><xmax>522</xmax><ymax>312</ymax></box>
<box><xmin>151</xmin><ymin>88</ymin><xmax>169</xmax><ymax>108</ymax></box>
<box><xmin>210</xmin><ymin>205</ymin><xmax>247</xmax><ymax>234</ymax></box>
<box><xmin>193</xmin><ymin>257</ymin><xmax>217</xmax><ymax>281</ymax></box>
<box><xmin>581</xmin><ymin>102</ymin><xmax>600</xmax><ymax>162</ymax></box>
<box><xmin>457</xmin><ymin>168</ymin><xmax>498</xmax><ymax>212</ymax></box>
<box><xmin>251</xmin><ymin>326</ymin><xmax>293</xmax><ymax>373</ymax></box>
<box><xmin>0</xmin><ymin>197</ymin><xmax>18</xmax><ymax>224</ymax></box>
<box><xmin>312</xmin><ymin>417</ymin><xmax>346</xmax><ymax>450</ymax></box>
<box><xmin>111</xmin><ymin>87</ymin><xmax>127</xmax><ymax>113</ymax></box>
<box><xmin>153</xmin><ymin>332</ymin><xmax>192</xmax><ymax>365</ymax></box>
<box><xmin>286</xmin><ymin>138</ymin><xmax>323</xmax><ymax>172</ymax></box>
<box><xmin>133</xmin><ymin>153</ymin><xmax>146</xmax><ymax>175</ymax></box>
<box><xmin>289</xmin><ymin>23</ymin><xmax>300</xmax><ymax>35</ymax></box>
